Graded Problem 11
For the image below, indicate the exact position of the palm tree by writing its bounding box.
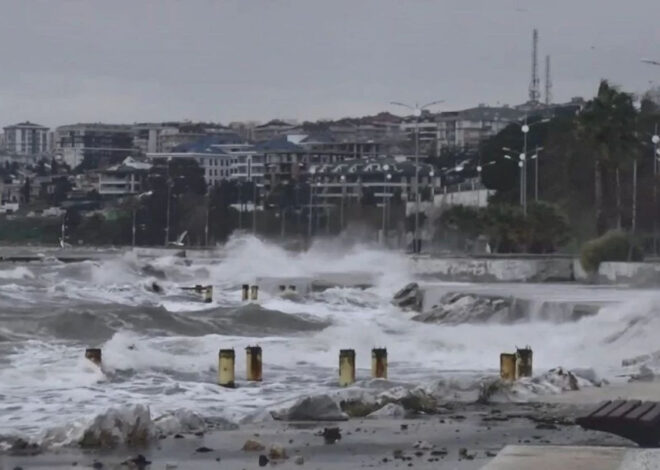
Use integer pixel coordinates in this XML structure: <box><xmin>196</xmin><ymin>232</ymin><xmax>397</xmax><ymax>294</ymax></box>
<box><xmin>577</xmin><ymin>80</ymin><xmax>639</xmax><ymax>234</ymax></box>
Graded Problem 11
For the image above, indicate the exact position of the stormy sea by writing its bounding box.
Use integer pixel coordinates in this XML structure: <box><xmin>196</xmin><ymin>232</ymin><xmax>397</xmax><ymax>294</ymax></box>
<box><xmin>0</xmin><ymin>235</ymin><xmax>658</xmax><ymax>450</ymax></box>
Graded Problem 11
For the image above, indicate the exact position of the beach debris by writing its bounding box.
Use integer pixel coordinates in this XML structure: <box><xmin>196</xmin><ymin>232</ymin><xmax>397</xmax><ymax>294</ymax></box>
<box><xmin>430</xmin><ymin>448</ymin><xmax>448</xmax><ymax>456</ymax></box>
<box><xmin>458</xmin><ymin>448</ymin><xmax>475</xmax><ymax>460</ymax></box>
<box><xmin>400</xmin><ymin>424</ymin><xmax>408</xmax><ymax>431</ymax></box>
<box><xmin>269</xmin><ymin>445</ymin><xmax>288</xmax><ymax>460</ymax></box>
<box><xmin>367</xmin><ymin>403</ymin><xmax>405</xmax><ymax>419</ymax></box>
<box><xmin>486</xmin><ymin>450</ymin><xmax>498</xmax><ymax>457</ymax></box>
<box><xmin>393</xmin><ymin>449</ymin><xmax>404</xmax><ymax>459</ymax></box>
<box><xmin>272</xmin><ymin>395</ymin><xmax>348</xmax><ymax>421</ymax></box>
<box><xmin>320</xmin><ymin>427</ymin><xmax>342</xmax><ymax>444</ymax></box>
<box><xmin>153</xmin><ymin>409</ymin><xmax>207</xmax><ymax>435</ymax></box>
<box><xmin>339</xmin><ymin>399</ymin><xmax>380</xmax><ymax>417</ymax></box>
<box><xmin>92</xmin><ymin>462</ymin><xmax>103</xmax><ymax>469</ymax></box>
<box><xmin>535</xmin><ymin>423</ymin><xmax>558</xmax><ymax>430</ymax></box>
<box><xmin>412</xmin><ymin>440</ymin><xmax>433</xmax><ymax>450</ymax></box>
<box><xmin>258</xmin><ymin>455</ymin><xmax>269</xmax><ymax>467</ymax></box>
<box><xmin>121</xmin><ymin>454</ymin><xmax>151</xmax><ymax>469</ymax></box>
<box><xmin>195</xmin><ymin>446</ymin><xmax>213</xmax><ymax>453</ymax></box>
<box><xmin>242</xmin><ymin>439</ymin><xmax>265</xmax><ymax>451</ymax></box>
<box><xmin>294</xmin><ymin>456</ymin><xmax>304</xmax><ymax>465</ymax></box>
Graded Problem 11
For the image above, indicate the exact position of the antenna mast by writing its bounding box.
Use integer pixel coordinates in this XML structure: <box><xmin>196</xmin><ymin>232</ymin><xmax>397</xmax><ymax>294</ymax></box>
<box><xmin>545</xmin><ymin>55</ymin><xmax>552</xmax><ymax>106</ymax></box>
<box><xmin>529</xmin><ymin>28</ymin><xmax>541</xmax><ymax>104</ymax></box>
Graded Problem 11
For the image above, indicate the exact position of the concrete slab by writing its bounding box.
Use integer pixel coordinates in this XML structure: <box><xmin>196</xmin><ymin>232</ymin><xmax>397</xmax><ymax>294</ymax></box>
<box><xmin>481</xmin><ymin>445</ymin><xmax>628</xmax><ymax>470</ymax></box>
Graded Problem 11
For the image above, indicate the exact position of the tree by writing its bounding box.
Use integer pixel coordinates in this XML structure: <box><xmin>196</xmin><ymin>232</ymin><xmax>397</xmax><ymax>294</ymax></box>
<box><xmin>577</xmin><ymin>80</ymin><xmax>639</xmax><ymax>234</ymax></box>
<box><xmin>22</xmin><ymin>177</ymin><xmax>31</xmax><ymax>203</ymax></box>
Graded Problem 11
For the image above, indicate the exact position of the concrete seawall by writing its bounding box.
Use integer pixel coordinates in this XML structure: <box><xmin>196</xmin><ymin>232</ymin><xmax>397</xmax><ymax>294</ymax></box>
<box><xmin>412</xmin><ymin>256</ymin><xmax>660</xmax><ymax>286</ymax></box>
<box><xmin>410</xmin><ymin>257</ymin><xmax>574</xmax><ymax>282</ymax></box>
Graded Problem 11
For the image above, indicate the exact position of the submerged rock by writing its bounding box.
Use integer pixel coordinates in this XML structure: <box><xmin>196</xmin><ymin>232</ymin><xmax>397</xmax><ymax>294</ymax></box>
<box><xmin>392</xmin><ymin>283</ymin><xmax>422</xmax><ymax>311</ymax></box>
<box><xmin>412</xmin><ymin>292</ymin><xmax>510</xmax><ymax>324</ymax></box>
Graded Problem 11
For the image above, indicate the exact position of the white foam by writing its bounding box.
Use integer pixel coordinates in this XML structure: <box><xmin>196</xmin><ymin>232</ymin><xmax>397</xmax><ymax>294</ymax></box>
<box><xmin>0</xmin><ymin>266</ymin><xmax>34</xmax><ymax>280</ymax></box>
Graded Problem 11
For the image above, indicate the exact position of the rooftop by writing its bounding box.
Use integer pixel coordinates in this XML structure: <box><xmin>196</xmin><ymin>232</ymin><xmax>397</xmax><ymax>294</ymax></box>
<box><xmin>171</xmin><ymin>133</ymin><xmax>248</xmax><ymax>153</ymax></box>
<box><xmin>4</xmin><ymin>121</ymin><xmax>49</xmax><ymax>130</ymax></box>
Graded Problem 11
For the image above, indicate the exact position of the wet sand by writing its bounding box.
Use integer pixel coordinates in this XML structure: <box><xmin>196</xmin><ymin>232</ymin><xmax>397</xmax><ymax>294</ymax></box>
<box><xmin>1</xmin><ymin>402</ymin><xmax>633</xmax><ymax>470</ymax></box>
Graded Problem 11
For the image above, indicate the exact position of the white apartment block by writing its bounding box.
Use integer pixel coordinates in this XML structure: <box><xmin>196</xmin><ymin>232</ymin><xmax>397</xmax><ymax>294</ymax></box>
<box><xmin>3</xmin><ymin>121</ymin><xmax>49</xmax><ymax>156</ymax></box>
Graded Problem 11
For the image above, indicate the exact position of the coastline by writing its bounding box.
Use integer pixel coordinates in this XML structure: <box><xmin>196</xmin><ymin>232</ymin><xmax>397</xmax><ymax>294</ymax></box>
<box><xmin>1</xmin><ymin>401</ymin><xmax>633</xmax><ymax>470</ymax></box>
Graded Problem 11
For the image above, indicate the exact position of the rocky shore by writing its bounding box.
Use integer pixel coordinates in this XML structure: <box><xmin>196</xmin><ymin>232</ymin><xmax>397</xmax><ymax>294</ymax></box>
<box><xmin>2</xmin><ymin>398</ymin><xmax>636</xmax><ymax>470</ymax></box>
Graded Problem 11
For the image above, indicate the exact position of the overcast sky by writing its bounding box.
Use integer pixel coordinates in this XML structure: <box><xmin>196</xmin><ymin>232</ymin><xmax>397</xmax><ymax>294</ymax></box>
<box><xmin>1</xmin><ymin>0</ymin><xmax>659</xmax><ymax>128</ymax></box>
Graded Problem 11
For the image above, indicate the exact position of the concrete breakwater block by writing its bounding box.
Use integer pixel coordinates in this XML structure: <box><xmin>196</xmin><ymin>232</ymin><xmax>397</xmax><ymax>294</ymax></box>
<box><xmin>256</xmin><ymin>272</ymin><xmax>374</xmax><ymax>297</ymax></box>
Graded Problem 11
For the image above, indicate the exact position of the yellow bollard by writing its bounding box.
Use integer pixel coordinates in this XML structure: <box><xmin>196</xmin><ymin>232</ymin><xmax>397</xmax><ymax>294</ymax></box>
<box><xmin>241</xmin><ymin>284</ymin><xmax>250</xmax><ymax>301</ymax></box>
<box><xmin>218</xmin><ymin>349</ymin><xmax>236</xmax><ymax>388</ymax></box>
<box><xmin>339</xmin><ymin>349</ymin><xmax>356</xmax><ymax>386</ymax></box>
<box><xmin>250</xmin><ymin>285</ymin><xmax>259</xmax><ymax>301</ymax></box>
<box><xmin>371</xmin><ymin>348</ymin><xmax>387</xmax><ymax>379</ymax></box>
<box><xmin>203</xmin><ymin>285</ymin><xmax>213</xmax><ymax>303</ymax></box>
<box><xmin>500</xmin><ymin>353</ymin><xmax>516</xmax><ymax>381</ymax></box>
<box><xmin>516</xmin><ymin>347</ymin><xmax>533</xmax><ymax>378</ymax></box>
<box><xmin>85</xmin><ymin>348</ymin><xmax>102</xmax><ymax>366</ymax></box>
<box><xmin>245</xmin><ymin>346</ymin><xmax>263</xmax><ymax>381</ymax></box>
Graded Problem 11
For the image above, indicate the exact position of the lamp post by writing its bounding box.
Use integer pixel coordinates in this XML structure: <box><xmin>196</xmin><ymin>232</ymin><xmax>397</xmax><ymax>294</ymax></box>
<box><xmin>652</xmin><ymin>130</ymin><xmax>659</xmax><ymax>253</ymax></box>
<box><xmin>529</xmin><ymin>146</ymin><xmax>544</xmax><ymax>202</ymax></box>
<box><xmin>164</xmin><ymin>158</ymin><xmax>172</xmax><ymax>246</ymax></box>
<box><xmin>132</xmin><ymin>190</ymin><xmax>153</xmax><ymax>247</ymax></box>
<box><xmin>237</xmin><ymin>181</ymin><xmax>243</xmax><ymax>230</ymax></box>
<box><xmin>307</xmin><ymin>168</ymin><xmax>315</xmax><ymax>240</ymax></box>
<box><xmin>391</xmin><ymin>99</ymin><xmax>444</xmax><ymax>253</ymax></box>
<box><xmin>205</xmin><ymin>194</ymin><xmax>211</xmax><ymax>247</ymax></box>
<box><xmin>503</xmin><ymin>152</ymin><xmax>526</xmax><ymax>208</ymax></box>
<box><xmin>316</xmin><ymin>181</ymin><xmax>322</xmax><ymax>234</ymax></box>
<box><xmin>506</xmin><ymin>118</ymin><xmax>549</xmax><ymax>215</ymax></box>
<box><xmin>339</xmin><ymin>174</ymin><xmax>346</xmax><ymax>231</ymax></box>
<box><xmin>382</xmin><ymin>164</ymin><xmax>390</xmax><ymax>245</ymax></box>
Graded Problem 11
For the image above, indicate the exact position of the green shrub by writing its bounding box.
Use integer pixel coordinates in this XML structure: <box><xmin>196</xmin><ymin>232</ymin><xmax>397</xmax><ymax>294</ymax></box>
<box><xmin>580</xmin><ymin>230</ymin><xmax>643</xmax><ymax>273</ymax></box>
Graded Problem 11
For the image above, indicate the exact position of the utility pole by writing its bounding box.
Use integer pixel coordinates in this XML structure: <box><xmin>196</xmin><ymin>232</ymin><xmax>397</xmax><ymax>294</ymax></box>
<box><xmin>652</xmin><ymin>125</ymin><xmax>659</xmax><ymax>254</ymax></box>
<box><xmin>544</xmin><ymin>55</ymin><xmax>552</xmax><ymax>106</ymax></box>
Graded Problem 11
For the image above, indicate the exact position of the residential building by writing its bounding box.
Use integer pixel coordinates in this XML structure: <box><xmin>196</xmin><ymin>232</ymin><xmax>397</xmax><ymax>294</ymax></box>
<box><xmin>308</xmin><ymin>157</ymin><xmax>437</xmax><ymax>208</ymax></box>
<box><xmin>253</xmin><ymin>120</ymin><xmax>301</xmax><ymax>142</ymax></box>
<box><xmin>3</xmin><ymin>121</ymin><xmax>49</xmax><ymax>156</ymax></box>
<box><xmin>135</xmin><ymin>122</ymin><xmax>233</xmax><ymax>154</ymax></box>
<box><xmin>400</xmin><ymin>106</ymin><xmax>525</xmax><ymax>155</ymax></box>
<box><xmin>147</xmin><ymin>133</ymin><xmax>263</xmax><ymax>187</ymax></box>
<box><xmin>56</xmin><ymin>123</ymin><xmax>135</xmax><ymax>168</ymax></box>
<box><xmin>98</xmin><ymin>157</ymin><xmax>151</xmax><ymax>197</ymax></box>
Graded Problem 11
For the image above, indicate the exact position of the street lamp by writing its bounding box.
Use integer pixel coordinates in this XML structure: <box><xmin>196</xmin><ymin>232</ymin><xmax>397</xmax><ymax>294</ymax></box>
<box><xmin>307</xmin><ymin>168</ymin><xmax>316</xmax><ymax>240</ymax></box>
<box><xmin>339</xmin><ymin>174</ymin><xmax>346</xmax><ymax>231</ymax></box>
<box><xmin>132</xmin><ymin>190</ymin><xmax>152</xmax><ymax>247</ymax></box>
<box><xmin>391</xmin><ymin>99</ymin><xmax>444</xmax><ymax>253</ymax></box>
<box><xmin>529</xmin><ymin>146</ymin><xmax>544</xmax><ymax>201</ymax></box>
<box><xmin>506</xmin><ymin>118</ymin><xmax>549</xmax><ymax>215</ymax></box>
<box><xmin>652</xmin><ymin>130</ymin><xmax>659</xmax><ymax>253</ymax></box>
<box><xmin>382</xmin><ymin>164</ymin><xmax>390</xmax><ymax>244</ymax></box>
